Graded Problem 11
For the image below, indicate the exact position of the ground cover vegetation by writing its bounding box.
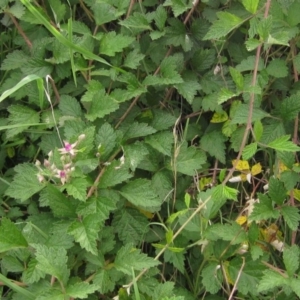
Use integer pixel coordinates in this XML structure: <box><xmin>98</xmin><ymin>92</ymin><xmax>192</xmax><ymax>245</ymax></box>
<box><xmin>1</xmin><ymin>0</ymin><xmax>300</xmax><ymax>299</ymax></box>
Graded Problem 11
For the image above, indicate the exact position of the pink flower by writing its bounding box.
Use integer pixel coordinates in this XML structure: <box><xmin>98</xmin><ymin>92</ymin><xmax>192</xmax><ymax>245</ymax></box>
<box><xmin>58</xmin><ymin>141</ymin><xmax>78</xmax><ymax>156</ymax></box>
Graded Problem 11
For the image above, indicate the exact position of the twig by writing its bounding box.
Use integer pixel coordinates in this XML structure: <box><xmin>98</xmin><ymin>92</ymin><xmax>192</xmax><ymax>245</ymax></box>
<box><xmin>222</xmin><ymin>0</ymin><xmax>272</xmax><ymax>185</ymax></box>
<box><xmin>8</xmin><ymin>13</ymin><xmax>32</xmax><ymax>49</ymax></box>
<box><xmin>228</xmin><ymin>257</ymin><xmax>245</xmax><ymax>300</ymax></box>
<box><xmin>126</xmin><ymin>0</ymin><xmax>136</xmax><ymax>19</ymax></box>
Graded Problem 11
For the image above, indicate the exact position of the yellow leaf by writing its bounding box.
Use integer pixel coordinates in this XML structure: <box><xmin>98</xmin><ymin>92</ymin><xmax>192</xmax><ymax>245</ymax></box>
<box><xmin>278</xmin><ymin>161</ymin><xmax>288</xmax><ymax>173</ymax></box>
<box><xmin>199</xmin><ymin>177</ymin><xmax>212</xmax><ymax>190</ymax></box>
<box><xmin>223</xmin><ymin>261</ymin><xmax>234</xmax><ymax>285</ymax></box>
<box><xmin>251</xmin><ymin>162</ymin><xmax>262</xmax><ymax>176</ymax></box>
<box><xmin>211</xmin><ymin>111</ymin><xmax>228</xmax><ymax>123</ymax></box>
<box><xmin>236</xmin><ymin>215</ymin><xmax>247</xmax><ymax>225</ymax></box>
<box><xmin>232</xmin><ymin>159</ymin><xmax>249</xmax><ymax>171</ymax></box>
<box><xmin>293</xmin><ymin>189</ymin><xmax>300</xmax><ymax>201</ymax></box>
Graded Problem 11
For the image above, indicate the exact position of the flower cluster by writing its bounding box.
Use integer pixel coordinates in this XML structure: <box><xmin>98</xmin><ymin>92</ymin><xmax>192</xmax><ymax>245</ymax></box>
<box><xmin>35</xmin><ymin>134</ymin><xmax>85</xmax><ymax>185</ymax></box>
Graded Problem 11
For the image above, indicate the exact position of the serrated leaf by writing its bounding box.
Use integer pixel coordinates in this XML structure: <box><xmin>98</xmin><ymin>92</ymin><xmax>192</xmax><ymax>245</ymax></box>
<box><xmin>163</xmin><ymin>0</ymin><xmax>191</xmax><ymax>17</ymax></box>
<box><xmin>0</xmin><ymin>50</ymin><xmax>29</xmax><ymax>70</ymax></box>
<box><xmin>58</xmin><ymin>95</ymin><xmax>82</xmax><ymax>117</ymax></box>
<box><xmin>66</xmin><ymin>282</ymin><xmax>98</xmax><ymax>299</ymax></box>
<box><xmin>120</xmin><ymin>122</ymin><xmax>157</xmax><ymax>140</ymax></box>
<box><xmin>45</xmin><ymin>185</ymin><xmax>77</xmax><ymax>218</ymax></box>
<box><xmin>242</xmin><ymin>0</ymin><xmax>259</xmax><ymax>13</ymax></box>
<box><xmin>22</xmin><ymin>259</ymin><xmax>45</xmax><ymax>284</ymax></box>
<box><xmin>201</xmin><ymin>261</ymin><xmax>223</xmax><ymax>294</ymax></box>
<box><xmin>267</xmin><ymin>59</ymin><xmax>288</xmax><ymax>78</ymax></box>
<box><xmin>164</xmin><ymin>249</ymin><xmax>185</xmax><ymax>273</ymax></box>
<box><xmin>249</xmin><ymin>193</ymin><xmax>280</xmax><ymax>222</ymax></box>
<box><xmin>280</xmin><ymin>93</ymin><xmax>300</xmax><ymax>121</ymax></box>
<box><xmin>153</xmin><ymin>282</ymin><xmax>175</xmax><ymax>299</ymax></box>
<box><xmin>34</xmin><ymin>244</ymin><xmax>69</xmax><ymax>284</ymax></box>
<box><xmin>112</xmin><ymin>208</ymin><xmax>149</xmax><ymax>245</ymax></box>
<box><xmin>191</xmin><ymin>48</ymin><xmax>216</xmax><ymax>71</ymax></box>
<box><xmin>154</xmin><ymin>5</ymin><xmax>167</xmax><ymax>31</ymax></box>
<box><xmin>76</xmin><ymin>196</ymin><xmax>116</xmax><ymax>221</ymax></box>
<box><xmin>173</xmin><ymin>142</ymin><xmax>206</xmax><ymax>176</ymax></box>
<box><xmin>174</xmin><ymin>74</ymin><xmax>201</xmax><ymax>104</ymax></box>
<box><xmin>0</xmin><ymin>219</ymin><xmax>28</xmax><ymax>253</ymax></box>
<box><xmin>268</xmin><ymin>135</ymin><xmax>300</xmax><ymax>152</ymax></box>
<box><xmin>203</xmin><ymin>12</ymin><xmax>244</xmax><ymax>40</ymax></box>
<box><xmin>99</xmin><ymin>161</ymin><xmax>133</xmax><ymax>188</ymax></box>
<box><xmin>114</xmin><ymin>243</ymin><xmax>160</xmax><ymax>275</ymax></box>
<box><xmin>84</xmin><ymin>89</ymin><xmax>119</xmax><ymax>121</ymax></box>
<box><xmin>242</xmin><ymin>143</ymin><xmax>257</xmax><ymax>160</ymax></box>
<box><xmin>124</xmin><ymin>142</ymin><xmax>149</xmax><ymax>171</ymax></box>
<box><xmin>281</xmin><ymin>206</ymin><xmax>300</xmax><ymax>231</ymax></box>
<box><xmin>200</xmin><ymin>131</ymin><xmax>226</xmax><ymax>164</ymax></box>
<box><xmin>65</xmin><ymin>178</ymin><xmax>89</xmax><ymax>201</ymax></box>
<box><xmin>213</xmin><ymin>184</ymin><xmax>238</xmax><ymax>201</ymax></box>
<box><xmin>245</xmin><ymin>38</ymin><xmax>261</xmax><ymax>51</ymax></box>
<box><xmin>123</xmin><ymin>49</ymin><xmax>145</xmax><ymax>69</ymax></box>
<box><xmin>5</xmin><ymin>163</ymin><xmax>44</xmax><ymax>202</ymax></box>
<box><xmin>100</xmin><ymin>31</ymin><xmax>135</xmax><ymax>56</ymax></box>
<box><xmin>231</xmin><ymin>104</ymin><xmax>269</xmax><ymax>124</ymax></box>
<box><xmin>217</xmin><ymin>88</ymin><xmax>238</xmax><ymax>105</ymax></box>
<box><xmin>229</xmin><ymin>67</ymin><xmax>244</xmax><ymax>90</ymax></box>
<box><xmin>120</xmin><ymin>179</ymin><xmax>162</xmax><ymax>212</ymax></box>
<box><xmin>119</xmin><ymin>12</ymin><xmax>151</xmax><ymax>33</ymax></box>
<box><xmin>93</xmin><ymin>269</ymin><xmax>115</xmax><ymax>294</ymax></box>
<box><xmin>150</xmin><ymin>110</ymin><xmax>177</xmax><ymax>131</ymax></box>
<box><xmin>95</xmin><ymin>122</ymin><xmax>117</xmax><ymax>160</ymax></box>
<box><xmin>68</xmin><ymin>213</ymin><xmax>102</xmax><ymax>255</ymax></box>
<box><xmin>6</xmin><ymin>105</ymin><xmax>40</xmax><ymax>138</ymax></box>
<box><xmin>204</xmin><ymin>222</ymin><xmax>247</xmax><ymax>244</ymax></box>
<box><xmin>258</xmin><ymin>270</ymin><xmax>288</xmax><ymax>292</ymax></box>
<box><xmin>145</xmin><ymin>131</ymin><xmax>174</xmax><ymax>156</ymax></box>
<box><xmin>268</xmin><ymin>177</ymin><xmax>287</xmax><ymax>205</ymax></box>
<box><xmin>283</xmin><ymin>245</ymin><xmax>299</xmax><ymax>277</ymax></box>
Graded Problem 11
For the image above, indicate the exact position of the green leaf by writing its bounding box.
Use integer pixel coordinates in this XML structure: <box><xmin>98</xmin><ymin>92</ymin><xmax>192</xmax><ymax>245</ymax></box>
<box><xmin>91</xmin><ymin>2</ymin><xmax>122</xmax><ymax>25</ymax></box>
<box><xmin>5</xmin><ymin>163</ymin><xmax>44</xmax><ymax>202</ymax></box>
<box><xmin>267</xmin><ymin>59</ymin><xmax>288</xmax><ymax>78</ymax></box>
<box><xmin>258</xmin><ymin>270</ymin><xmax>288</xmax><ymax>292</ymax></box>
<box><xmin>280</xmin><ymin>170</ymin><xmax>300</xmax><ymax>190</ymax></box>
<box><xmin>123</xmin><ymin>49</ymin><xmax>145</xmax><ymax>69</ymax></box>
<box><xmin>119</xmin><ymin>12</ymin><xmax>151</xmax><ymax>33</ymax></box>
<box><xmin>93</xmin><ymin>269</ymin><xmax>115</xmax><ymax>294</ymax></box>
<box><xmin>124</xmin><ymin>142</ymin><xmax>149</xmax><ymax>171</ymax></box>
<box><xmin>153</xmin><ymin>282</ymin><xmax>175</xmax><ymax>300</ymax></box>
<box><xmin>58</xmin><ymin>95</ymin><xmax>82</xmax><ymax>117</ymax></box>
<box><xmin>267</xmin><ymin>135</ymin><xmax>300</xmax><ymax>152</ymax></box>
<box><xmin>173</xmin><ymin>142</ymin><xmax>206</xmax><ymax>176</ymax></box>
<box><xmin>65</xmin><ymin>178</ymin><xmax>89</xmax><ymax>201</ymax></box>
<box><xmin>242</xmin><ymin>142</ymin><xmax>257</xmax><ymax>160</ymax></box>
<box><xmin>120</xmin><ymin>179</ymin><xmax>162</xmax><ymax>212</ymax></box>
<box><xmin>249</xmin><ymin>193</ymin><xmax>280</xmax><ymax>222</ymax></box>
<box><xmin>213</xmin><ymin>184</ymin><xmax>238</xmax><ymax>201</ymax></box>
<box><xmin>164</xmin><ymin>250</ymin><xmax>185</xmax><ymax>273</ymax></box>
<box><xmin>100</xmin><ymin>31</ymin><xmax>135</xmax><ymax>56</ymax></box>
<box><xmin>66</xmin><ymin>282</ymin><xmax>98</xmax><ymax>299</ymax></box>
<box><xmin>76</xmin><ymin>196</ymin><xmax>116</xmax><ymax>221</ymax></box>
<box><xmin>231</xmin><ymin>104</ymin><xmax>269</xmax><ymax>124</ymax></box>
<box><xmin>290</xmin><ymin>278</ymin><xmax>300</xmax><ymax>297</ymax></box>
<box><xmin>114</xmin><ymin>243</ymin><xmax>160</xmax><ymax>275</ymax></box>
<box><xmin>95</xmin><ymin>122</ymin><xmax>117</xmax><ymax>161</ymax></box>
<box><xmin>143</xmin><ymin>55</ymin><xmax>183</xmax><ymax>86</ymax></box>
<box><xmin>120</xmin><ymin>122</ymin><xmax>157</xmax><ymax>140</ymax></box>
<box><xmin>0</xmin><ymin>218</ymin><xmax>28</xmax><ymax>253</ymax></box>
<box><xmin>280</xmin><ymin>93</ymin><xmax>300</xmax><ymax>121</ymax></box>
<box><xmin>84</xmin><ymin>89</ymin><xmax>119</xmax><ymax>121</ymax></box>
<box><xmin>174</xmin><ymin>73</ymin><xmax>201</xmax><ymax>104</ymax></box>
<box><xmin>68</xmin><ymin>213</ymin><xmax>101</xmax><ymax>255</ymax></box>
<box><xmin>34</xmin><ymin>244</ymin><xmax>69</xmax><ymax>284</ymax></box>
<box><xmin>163</xmin><ymin>0</ymin><xmax>191</xmax><ymax>17</ymax></box>
<box><xmin>191</xmin><ymin>49</ymin><xmax>216</xmax><ymax>72</ymax></box>
<box><xmin>253</xmin><ymin>120</ymin><xmax>263</xmax><ymax>141</ymax></box>
<box><xmin>145</xmin><ymin>131</ymin><xmax>174</xmax><ymax>156</ymax></box>
<box><xmin>200</xmin><ymin>131</ymin><xmax>227</xmax><ymax>164</ymax></box>
<box><xmin>268</xmin><ymin>177</ymin><xmax>287</xmax><ymax>205</ymax></box>
<box><xmin>229</xmin><ymin>67</ymin><xmax>244</xmax><ymax>90</ymax></box>
<box><xmin>154</xmin><ymin>5</ymin><xmax>167</xmax><ymax>31</ymax></box>
<box><xmin>283</xmin><ymin>245</ymin><xmax>299</xmax><ymax>277</ymax></box>
<box><xmin>22</xmin><ymin>258</ymin><xmax>45</xmax><ymax>284</ymax></box>
<box><xmin>99</xmin><ymin>161</ymin><xmax>133</xmax><ymax>188</ymax></box>
<box><xmin>204</xmin><ymin>222</ymin><xmax>247</xmax><ymax>244</ymax></box>
<box><xmin>150</xmin><ymin>110</ymin><xmax>177</xmax><ymax>131</ymax></box>
<box><xmin>201</xmin><ymin>261</ymin><xmax>223</xmax><ymax>294</ymax></box>
<box><xmin>281</xmin><ymin>206</ymin><xmax>300</xmax><ymax>231</ymax></box>
<box><xmin>112</xmin><ymin>208</ymin><xmax>149</xmax><ymax>245</ymax></box>
<box><xmin>217</xmin><ymin>88</ymin><xmax>238</xmax><ymax>105</ymax></box>
<box><xmin>45</xmin><ymin>185</ymin><xmax>77</xmax><ymax>218</ymax></box>
<box><xmin>203</xmin><ymin>12</ymin><xmax>244</xmax><ymax>40</ymax></box>
<box><xmin>242</xmin><ymin>0</ymin><xmax>259</xmax><ymax>13</ymax></box>
<box><xmin>6</xmin><ymin>105</ymin><xmax>40</xmax><ymax>138</ymax></box>
<box><xmin>0</xmin><ymin>50</ymin><xmax>29</xmax><ymax>70</ymax></box>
